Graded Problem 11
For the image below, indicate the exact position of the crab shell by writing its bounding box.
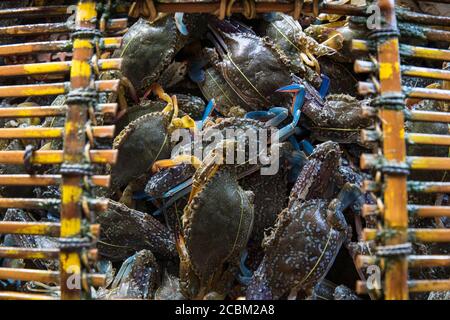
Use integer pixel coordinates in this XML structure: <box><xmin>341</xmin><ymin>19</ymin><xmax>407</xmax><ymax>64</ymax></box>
<box><xmin>209</xmin><ymin>21</ymin><xmax>293</xmax><ymax>110</ymax></box>
<box><xmin>247</xmin><ymin>199</ymin><xmax>347</xmax><ymax>299</ymax></box>
<box><xmin>260</xmin><ymin>13</ymin><xmax>325</xmax><ymax>87</ymax></box>
<box><xmin>181</xmin><ymin>168</ymin><xmax>254</xmax><ymax>297</ymax></box>
<box><xmin>96</xmin><ymin>199</ymin><xmax>177</xmax><ymax>261</ymax></box>
<box><xmin>198</xmin><ymin>65</ymin><xmax>246</xmax><ymax>116</ymax></box>
<box><xmin>110</xmin><ymin>112</ymin><xmax>172</xmax><ymax>192</ymax></box>
<box><xmin>145</xmin><ymin>163</ymin><xmax>196</xmax><ymax>199</ymax></box>
<box><xmin>290</xmin><ymin>141</ymin><xmax>342</xmax><ymax>203</ymax></box>
<box><xmin>120</xmin><ymin>16</ymin><xmax>187</xmax><ymax>93</ymax></box>
<box><xmin>97</xmin><ymin>249</ymin><xmax>160</xmax><ymax>300</ymax></box>
<box><xmin>302</xmin><ymin>94</ymin><xmax>373</xmax><ymax>146</ymax></box>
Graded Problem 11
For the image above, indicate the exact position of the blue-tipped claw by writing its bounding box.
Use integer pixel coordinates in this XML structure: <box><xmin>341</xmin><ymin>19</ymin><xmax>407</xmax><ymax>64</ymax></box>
<box><xmin>199</xmin><ymin>99</ymin><xmax>215</xmax><ymax>129</ymax></box>
<box><xmin>288</xmin><ymin>136</ymin><xmax>301</xmax><ymax>151</ymax></box>
<box><xmin>175</xmin><ymin>13</ymin><xmax>188</xmax><ymax>36</ymax></box>
<box><xmin>319</xmin><ymin>74</ymin><xmax>330</xmax><ymax>99</ymax></box>
<box><xmin>301</xmin><ymin>140</ymin><xmax>315</xmax><ymax>155</ymax></box>
<box><xmin>151</xmin><ymin>178</ymin><xmax>193</xmax><ymax>216</ymax></box>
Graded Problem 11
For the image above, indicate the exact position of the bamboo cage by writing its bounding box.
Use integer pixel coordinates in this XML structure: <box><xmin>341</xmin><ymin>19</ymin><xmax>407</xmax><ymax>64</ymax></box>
<box><xmin>0</xmin><ymin>0</ymin><xmax>124</xmax><ymax>300</ymax></box>
<box><xmin>0</xmin><ymin>0</ymin><xmax>448</xmax><ymax>300</ymax></box>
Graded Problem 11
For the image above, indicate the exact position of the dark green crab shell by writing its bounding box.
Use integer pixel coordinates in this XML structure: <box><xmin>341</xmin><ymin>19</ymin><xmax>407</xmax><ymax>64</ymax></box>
<box><xmin>198</xmin><ymin>66</ymin><xmax>245</xmax><ymax>116</ymax></box>
<box><xmin>96</xmin><ymin>199</ymin><xmax>177</xmax><ymax>261</ymax></box>
<box><xmin>120</xmin><ymin>16</ymin><xmax>186</xmax><ymax>93</ymax></box>
<box><xmin>110</xmin><ymin>112</ymin><xmax>172</xmax><ymax>192</ymax></box>
<box><xmin>209</xmin><ymin>22</ymin><xmax>293</xmax><ymax>110</ymax></box>
<box><xmin>182</xmin><ymin>168</ymin><xmax>254</xmax><ymax>288</ymax></box>
<box><xmin>247</xmin><ymin>199</ymin><xmax>346</xmax><ymax>300</ymax></box>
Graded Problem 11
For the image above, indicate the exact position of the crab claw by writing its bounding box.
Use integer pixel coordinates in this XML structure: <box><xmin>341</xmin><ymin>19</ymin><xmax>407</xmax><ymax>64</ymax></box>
<box><xmin>198</xmin><ymin>99</ymin><xmax>216</xmax><ymax>129</ymax></box>
<box><xmin>276</xmin><ymin>83</ymin><xmax>303</xmax><ymax>93</ymax></box>
<box><xmin>175</xmin><ymin>13</ymin><xmax>188</xmax><ymax>36</ymax></box>
<box><xmin>237</xmin><ymin>249</ymin><xmax>253</xmax><ymax>286</ymax></box>
<box><xmin>319</xmin><ymin>74</ymin><xmax>330</xmax><ymax>99</ymax></box>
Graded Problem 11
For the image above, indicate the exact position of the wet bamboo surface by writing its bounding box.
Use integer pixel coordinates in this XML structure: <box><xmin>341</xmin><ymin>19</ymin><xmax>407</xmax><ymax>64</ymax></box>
<box><xmin>0</xmin><ymin>59</ymin><xmax>121</xmax><ymax>77</ymax></box>
<box><xmin>355</xmin><ymin>60</ymin><xmax>450</xmax><ymax>81</ymax></box>
<box><xmin>356</xmin><ymin>255</ymin><xmax>450</xmax><ymax>269</ymax></box>
<box><xmin>0</xmin><ymin>37</ymin><xmax>122</xmax><ymax>56</ymax></box>
<box><xmin>0</xmin><ymin>80</ymin><xmax>119</xmax><ymax>98</ymax></box>
<box><xmin>0</xmin><ymin>174</ymin><xmax>110</xmax><ymax>187</ymax></box>
<box><xmin>0</xmin><ymin>247</ymin><xmax>60</xmax><ymax>259</ymax></box>
<box><xmin>357</xmin><ymin>279</ymin><xmax>450</xmax><ymax>294</ymax></box>
<box><xmin>363</xmin><ymin>228</ymin><xmax>450</xmax><ymax>242</ymax></box>
<box><xmin>0</xmin><ymin>18</ymin><xmax>127</xmax><ymax>37</ymax></box>
<box><xmin>0</xmin><ymin>150</ymin><xmax>117</xmax><ymax>164</ymax></box>
<box><xmin>0</xmin><ymin>268</ymin><xmax>105</xmax><ymax>287</ymax></box>
<box><xmin>0</xmin><ymin>103</ymin><xmax>117</xmax><ymax>118</ymax></box>
<box><xmin>352</xmin><ymin>40</ymin><xmax>450</xmax><ymax>61</ymax></box>
<box><xmin>0</xmin><ymin>292</ymin><xmax>57</xmax><ymax>300</ymax></box>
<box><xmin>0</xmin><ymin>126</ymin><xmax>114</xmax><ymax>139</ymax></box>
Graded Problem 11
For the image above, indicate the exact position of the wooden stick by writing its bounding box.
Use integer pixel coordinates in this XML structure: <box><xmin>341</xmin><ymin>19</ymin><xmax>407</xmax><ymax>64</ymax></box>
<box><xmin>0</xmin><ymin>126</ymin><xmax>114</xmax><ymax>139</ymax></box>
<box><xmin>406</xmin><ymin>133</ymin><xmax>450</xmax><ymax>146</ymax></box>
<box><xmin>408</xmin><ymin>255</ymin><xmax>450</xmax><ymax>268</ymax></box>
<box><xmin>0</xmin><ymin>103</ymin><xmax>117</xmax><ymax>118</ymax></box>
<box><xmin>352</xmin><ymin>40</ymin><xmax>450</xmax><ymax>61</ymax></box>
<box><xmin>407</xmin><ymin>181</ymin><xmax>450</xmax><ymax>193</ymax></box>
<box><xmin>404</xmin><ymin>110</ymin><xmax>450</xmax><ymax>123</ymax></box>
<box><xmin>0</xmin><ymin>268</ymin><xmax>105</xmax><ymax>287</ymax></box>
<box><xmin>355</xmin><ymin>60</ymin><xmax>450</xmax><ymax>81</ymax></box>
<box><xmin>0</xmin><ymin>19</ymin><xmax>127</xmax><ymax>37</ymax></box>
<box><xmin>0</xmin><ymin>247</ymin><xmax>59</xmax><ymax>259</ymax></box>
<box><xmin>0</xmin><ymin>80</ymin><xmax>119</xmax><ymax>98</ymax></box>
<box><xmin>0</xmin><ymin>6</ymin><xmax>69</xmax><ymax>20</ymax></box>
<box><xmin>409</xmin><ymin>205</ymin><xmax>450</xmax><ymax>218</ymax></box>
<box><xmin>0</xmin><ymin>292</ymin><xmax>56</xmax><ymax>300</ymax></box>
<box><xmin>0</xmin><ymin>150</ymin><xmax>117</xmax><ymax>165</ymax></box>
<box><xmin>0</xmin><ymin>174</ymin><xmax>110</xmax><ymax>187</ymax></box>
<box><xmin>0</xmin><ymin>37</ymin><xmax>121</xmax><ymax>56</ymax></box>
<box><xmin>357</xmin><ymin>279</ymin><xmax>450</xmax><ymax>294</ymax></box>
<box><xmin>0</xmin><ymin>59</ymin><xmax>121</xmax><ymax>77</ymax></box>
<box><xmin>363</xmin><ymin>228</ymin><xmax>450</xmax><ymax>242</ymax></box>
<box><xmin>409</xmin><ymin>280</ymin><xmax>450</xmax><ymax>293</ymax></box>
<box><xmin>0</xmin><ymin>221</ymin><xmax>60</xmax><ymax>236</ymax></box>
<box><xmin>408</xmin><ymin>156</ymin><xmax>450</xmax><ymax>170</ymax></box>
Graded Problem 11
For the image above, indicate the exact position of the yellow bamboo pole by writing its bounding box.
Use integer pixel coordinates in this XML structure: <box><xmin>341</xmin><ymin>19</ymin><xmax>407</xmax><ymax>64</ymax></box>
<box><xmin>0</xmin><ymin>150</ymin><xmax>117</xmax><ymax>165</ymax></box>
<box><xmin>0</xmin><ymin>247</ymin><xmax>60</xmax><ymax>260</ymax></box>
<box><xmin>0</xmin><ymin>268</ymin><xmax>105</xmax><ymax>287</ymax></box>
<box><xmin>0</xmin><ymin>292</ymin><xmax>56</xmax><ymax>300</ymax></box>
<box><xmin>406</xmin><ymin>133</ymin><xmax>450</xmax><ymax>146</ymax></box>
<box><xmin>59</xmin><ymin>0</ymin><xmax>95</xmax><ymax>300</ymax></box>
<box><xmin>405</xmin><ymin>110</ymin><xmax>450</xmax><ymax>123</ymax></box>
<box><xmin>0</xmin><ymin>19</ymin><xmax>127</xmax><ymax>36</ymax></box>
<box><xmin>352</xmin><ymin>40</ymin><xmax>450</xmax><ymax>61</ymax></box>
<box><xmin>0</xmin><ymin>221</ymin><xmax>60</xmax><ymax>236</ymax></box>
<box><xmin>0</xmin><ymin>174</ymin><xmax>110</xmax><ymax>187</ymax></box>
<box><xmin>0</xmin><ymin>126</ymin><xmax>114</xmax><ymax>139</ymax></box>
<box><xmin>375</xmin><ymin>0</ymin><xmax>408</xmax><ymax>300</ymax></box>
<box><xmin>357</xmin><ymin>255</ymin><xmax>450</xmax><ymax>269</ymax></box>
<box><xmin>0</xmin><ymin>37</ymin><xmax>121</xmax><ymax>56</ymax></box>
<box><xmin>363</xmin><ymin>228</ymin><xmax>450</xmax><ymax>242</ymax></box>
<box><xmin>0</xmin><ymin>59</ymin><xmax>121</xmax><ymax>77</ymax></box>
<box><xmin>0</xmin><ymin>80</ymin><xmax>118</xmax><ymax>98</ymax></box>
<box><xmin>0</xmin><ymin>103</ymin><xmax>117</xmax><ymax>118</ymax></box>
